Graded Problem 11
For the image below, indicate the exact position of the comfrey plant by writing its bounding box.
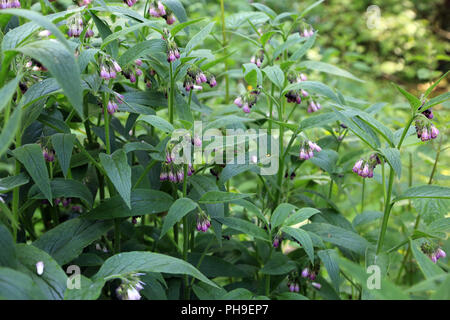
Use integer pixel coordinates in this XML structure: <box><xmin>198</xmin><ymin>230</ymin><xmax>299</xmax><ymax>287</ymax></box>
<box><xmin>0</xmin><ymin>0</ymin><xmax>448</xmax><ymax>302</ymax></box>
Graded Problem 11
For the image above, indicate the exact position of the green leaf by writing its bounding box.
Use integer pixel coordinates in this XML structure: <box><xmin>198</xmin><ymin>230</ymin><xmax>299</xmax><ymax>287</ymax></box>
<box><xmin>139</xmin><ymin>115</ymin><xmax>174</xmax><ymax>133</ymax></box>
<box><xmin>199</xmin><ymin>191</ymin><xmax>253</xmax><ymax>204</ymax></box>
<box><xmin>101</xmin><ymin>21</ymin><xmax>157</xmax><ymax>49</ymax></box>
<box><xmin>51</xmin><ymin>133</ymin><xmax>76</xmax><ymax>179</ymax></box>
<box><xmin>409</xmin><ymin>239</ymin><xmax>445</xmax><ymax>279</ymax></box>
<box><xmin>424</xmin><ymin>71</ymin><xmax>449</xmax><ymax>98</ymax></box>
<box><xmin>309</xmin><ymin>149</ymin><xmax>338</xmax><ymax>173</ymax></box>
<box><xmin>317</xmin><ymin>249</ymin><xmax>340</xmax><ymax>292</ymax></box>
<box><xmin>0</xmin><ymin>267</ymin><xmax>45</xmax><ymax>300</ymax></box>
<box><xmin>281</xmin><ymin>226</ymin><xmax>314</xmax><ymax>263</ymax></box>
<box><xmin>93</xmin><ymin>251</ymin><xmax>218</xmax><ymax>288</ymax></box>
<box><xmin>0</xmin><ymin>9</ymin><xmax>72</xmax><ymax>51</ymax></box>
<box><xmin>261</xmin><ymin>252</ymin><xmax>296</xmax><ymax>275</ymax></box>
<box><xmin>352</xmin><ymin>211</ymin><xmax>383</xmax><ymax>228</ymax></box>
<box><xmin>0</xmin><ymin>106</ymin><xmax>22</xmax><ymax>158</ymax></box>
<box><xmin>218</xmin><ymin>163</ymin><xmax>259</xmax><ymax>185</ymax></box>
<box><xmin>0</xmin><ymin>224</ymin><xmax>17</xmax><ymax>268</ymax></box>
<box><xmin>394</xmin><ymin>185</ymin><xmax>450</xmax><ymax>202</ymax></box>
<box><xmin>299</xmin><ymin>60</ymin><xmax>363</xmax><ymax>82</ymax></box>
<box><xmin>291</xmin><ymin>33</ymin><xmax>316</xmax><ymax>60</ymax></box>
<box><xmin>283</xmin><ymin>81</ymin><xmax>340</xmax><ymax>104</ymax></box>
<box><xmin>12</xmin><ymin>144</ymin><xmax>52</xmax><ymax>203</ymax></box>
<box><xmin>242</xmin><ymin>63</ymin><xmax>263</xmax><ymax>87</ymax></box>
<box><xmin>33</xmin><ymin>218</ymin><xmax>113</xmax><ymax>265</ymax></box>
<box><xmin>423</xmin><ymin>92</ymin><xmax>450</xmax><ymax>109</ymax></box>
<box><xmin>380</xmin><ymin>147</ymin><xmax>401</xmax><ymax>178</ymax></box>
<box><xmin>171</xmin><ymin>18</ymin><xmax>204</xmax><ymax>36</ymax></box>
<box><xmin>99</xmin><ymin>149</ymin><xmax>132</xmax><ymax>209</ymax></box>
<box><xmin>204</xmin><ymin>115</ymin><xmax>254</xmax><ymax>130</ymax></box>
<box><xmin>276</xmin><ymin>292</ymin><xmax>309</xmax><ymax>300</ymax></box>
<box><xmin>84</xmin><ymin>189</ymin><xmax>173</xmax><ymax>220</ymax></box>
<box><xmin>90</xmin><ymin>11</ymin><xmax>118</xmax><ymax>58</ymax></box>
<box><xmin>251</xmin><ymin>3</ymin><xmax>276</xmax><ymax>18</ymax></box>
<box><xmin>163</xmin><ymin>0</ymin><xmax>188</xmax><ymax>23</ymax></box>
<box><xmin>185</xmin><ymin>21</ymin><xmax>215</xmax><ymax>53</ymax></box>
<box><xmin>303</xmin><ymin>223</ymin><xmax>369</xmax><ymax>255</ymax></box>
<box><xmin>284</xmin><ymin>207</ymin><xmax>320</xmax><ymax>226</ymax></box>
<box><xmin>188</xmin><ymin>253</ymin><xmax>248</xmax><ymax>278</ymax></box>
<box><xmin>0</xmin><ymin>73</ymin><xmax>22</xmax><ymax>113</ymax></box>
<box><xmin>160</xmin><ymin>198</ymin><xmax>197</xmax><ymax>238</ymax></box>
<box><xmin>393</xmin><ymin>83</ymin><xmax>421</xmax><ymax>111</ymax></box>
<box><xmin>15</xmin><ymin>244</ymin><xmax>67</xmax><ymax>300</ymax></box>
<box><xmin>299</xmin><ymin>0</ymin><xmax>324</xmax><ymax>18</ymax></box>
<box><xmin>12</xmin><ymin>40</ymin><xmax>83</xmax><ymax>118</ymax></box>
<box><xmin>0</xmin><ymin>173</ymin><xmax>29</xmax><ymax>193</ymax></box>
<box><xmin>215</xmin><ymin>217</ymin><xmax>269</xmax><ymax>241</ymax></box>
<box><xmin>262</xmin><ymin>65</ymin><xmax>285</xmax><ymax>89</ymax></box>
<box><xmin>118</xmin><ymin>39</ymin><xmax>166</xmax><ymax>65</ymax></box>
<box><xmin>271</xmin><ymin>203</ymin><xmax>297</xmax><ymax>229</ymax></box>
<box><xmin>28</xmin><ymin>178</ymin><xmax>94</xmax><ymax>208</ymax></box>
<box><xmin>64</xmin><ymin>276</ymin><xmax>105</xmax><ymax>300</ymax></box>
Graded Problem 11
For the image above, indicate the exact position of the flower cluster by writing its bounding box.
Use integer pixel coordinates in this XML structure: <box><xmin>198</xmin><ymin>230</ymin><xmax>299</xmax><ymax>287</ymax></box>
<box><xmin>116</xmin><ymin>274</ymin><xmax>145</xmax><ymax>300</ymax></box>
<box><xmin>301</xmin><ymin>27</ymin><xmax>315</xmax><ymax>38</ymax></box>
<box><xmin>421</xmin><ymin>243</ymin><xmax>447</xmax><ymax>264</ymax></box>
<box><xmin>26</xmin><ymin>58</ymin><xmax>46</xmax><ymax>72</ymax></box>
<box><xmin>286</xmin><ymin>272</ymin><xmax>300</xmax><ymax>292</ymax></box>
<box><xmin>159</xmin><ymin>151</ymin><xmax>194</xmax><ymax>183</ymax></box>
<box><xmin>422</xmin><ymin>108</ymin><xmax>433</xmax><ymax>119</ymax></box>
<box><xmin>106</xmin><ymin>94</ymin><xmax>124</xmax><ymax>115</ymax></box>
<box><xmin>285</xmin><ymin>72</ymin><xmax>309</xmax><ymax>105</ymax></box>
<box><xmin>250</xmin><ymin>50</ymin><xmax>264</xmax><ymax>68</ymax></box>
<box><xmin>307</xmin><ymin>100</ymin><xmax>322</xmax><ymax>113</ymax></box>
<box><xmin>234</xmin><ymin>87</ymin><xmax>261</xmax><ymax>114</ymax></box>
<box><xmin>301</xmin><ymin>267</ymin><xmax>322</xmax><ymax>289</ymax></box>
<box><xmin>196</xmin><ymin>212</ymin><xmax>211</xmax><ymax>232</ymax></box>
<box><xmin>352</xmin><ymin>153</ymin><xmax>381</xmax><ymax>178</ymax></box>
<box><xmin>0</xmin><ymin>0</ymin><xmax>21</xmax><ymax>9</ymax></box>
<box><xmin>299</xmin><ymin>140</ymin><xmax>322</xmax><ymax>160</ymax></box>
<box><xmin>123</xmin><ymin>59</ymin><xmax>144</xmax><ymax>83</ymax></box>
<box><xmin>149</xmin><ymin>1</ymin><xmax>176</xmax><ymax>25</ymax></box>
<box><xmin>55</xmin><ymin>197</ymin><xmax>72</xmax><ymax>207</ymax></box>
<box><xmin>67</xmin><ymin>14</ymin><xmax>93</xmax><ymax>38</ymax></box>
<box><xmin>123</xmin><ymin>0</ymin><xmax>138</xmax><ymax>7</ymax></box>
<box><xmin>166</xmin><ymin>37</ymin><xmax>181</xmax><ymax>62</ymax></box>
<box><xmin>414</xmin><ymin>117</ymin><xmax>439</xmax><ymax>142</ymax></box>
<box><xmin>273</xmin><ymin>234</ymin><xmax>283</xmax><ymax>248</ymax></box>
<box><xmin>183</xmin><ymin>67</ymin><xmax>216</xmax><ymax>91</ymax></box>
<box><xmin>99</xmin><ymin>56</ymin><xmax>122</xmax><ymax>80</ymax></box>
<box><xmin>43</xmin><ymin>147</ymin><xmax>55</xmax><ymax>162</ymax></box>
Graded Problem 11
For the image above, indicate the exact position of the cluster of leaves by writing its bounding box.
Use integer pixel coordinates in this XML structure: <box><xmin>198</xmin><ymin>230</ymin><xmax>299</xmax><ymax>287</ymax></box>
<box><xmin>0</xmin><ymin>0</ymin><xmax>449</xmax><ymax>300</ymax></box>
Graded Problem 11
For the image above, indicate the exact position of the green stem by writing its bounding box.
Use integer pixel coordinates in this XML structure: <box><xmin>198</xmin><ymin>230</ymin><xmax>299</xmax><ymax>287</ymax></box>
<box><xmin>375</xmin><ymin>168</ymin><xmax>395</xmax><ymax>254</ymax></box>
<box><xmin>12</xmin><ymin>131</ymin><xmax>22</xmax><ymax>242</ymax></box>
<box><xmin>168</xmin><ymin>62</ymin><xmax>175</xmax><ymax>124</ymax></box>
<box><xmin>361</xmin><ymin>178</ymin><xmax>365</xmax><ymax>213</ymax></box>
<box><xmin>133</xmin><ymin>160</ymin><xmax>157</xmax><ymax>189</ymax></box>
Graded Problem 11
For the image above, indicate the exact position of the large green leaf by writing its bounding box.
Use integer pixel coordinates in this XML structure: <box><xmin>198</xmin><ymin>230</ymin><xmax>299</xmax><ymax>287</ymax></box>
<box><xmin>317</xmin><ymin>249</ymin><xmax>340</xmax><ymax>293</ymax></box>
<box><xmin>33</xmin><ymin>218</ymin><xmax>113</xmax><ymax>265</ymax></box>
<box><xmin>215</xmin><ymin>217</ymin><xmax>269</xmax><ymax>241</ymax></box>
<box><xmin>51</xmin><ymin>133</ymin><xmax>76</xmax><ymax>179</ymax></box>
<box><xmin>118</xmin><ymin>39</ymin><xmax>166</xmax><ymax>65</ymax></box>
<box><xmin>393</xmin><ymin>83</ymin><xmax>421</xmax><ymax>111</ymax></box>
<box><xmin>15</xmin><ymin>244</ymin><xmax>67</xmax><ymax>300</ymax></box>
<box><xmin>12</xmin><ymin>40</ymin><xmax>83</xmax><ymax>118</ymax></box>
<box><xmin>139</xmin><ymin>115</ymin><xmax>174</xmax><ymax>133</ymax></box>
<box><xmin>0</xmin><ymin>73</ymin><xmax>22</xmax><ymax>113</ymax></box>
<box><xmin>299</xmin><ymin>60</ymin><xmax>363</xmax><ymax>82</ymax></box>
<box><xmin>160</xmin><ymin>198</ymin><xmax>197</xmax><ymax>238</ymax></box>
<box><xmin>0</xmin><ymin>224</ymin><xmax>17</xmax><ymax>268</ymax></box>
<box><xmin>271</xmin><ymin>203</ymin><xmax>297</xmax><ymax>229</ymax></box>
<box><xmin>303</xmin><ymin>223</ymin><xmax>369</xmax><ymax>255</ymax></box>
<box><xmin>394</xmin><ymin>185</ymin><xmax>450</xmax><ymax>202</ymax></box>
<box><xmin>0</xmin><ymin>106</ymin><xmax>22</xmax><ymax>158</ymax></box>
<box><xmin>12</xmin><ymin>144</ymin><xmax>52</xmax><ymax>202</ymax></box>
<box><xmin>199</xmin><ymin>191</ymin><xmax>253</xmax><ymax>204</ymax></box>
<box><xmin>0</xmin><ymin>267</ymin><xmax>45</xmax><ymax>300</ymax></box>
<box><xmin>263</xmin><ymin>65</ymin><xmax>285</xmax><ymax>89</ymax></box>
<box><xmin>93</xmin><ymin>251</ymin><xmax>218</xmax><ymax>288</ymax></box>
<box><xmin>28</xmin><ymin>178</ymin><xmax>94</xmax><ymax>208</ymax></box>
<box><xmin>284</xmin><ymin>207</ymin><xmax>320</xmax><ymax>226</ymax></box>
<box><xmin>185</xmin><ymin>22</ymin><xmax>215</xmax><ymax>53</ymax></box>
<box><xmin>84</xmin><ymin>189</ymin><xmax>173</xmax><ymax>220</ymax></box>
<box><xmin>380</xmin><ymin>147</ymin><xmax>401</xmax><ymax>178</ymax></box>
<box><xmin>99</xmin><ymin>149</ymin><xmax>132</xmax><ymax>209</ymax></box>
<box><xmin>0</xmin><ymin>173</ymin><xmax>29</xmax><ymax>193</ymax></box>
<box><xmin>281</xmin><ymin>226</ymin><xmax>314</xmax><ymax>263</ymax></box>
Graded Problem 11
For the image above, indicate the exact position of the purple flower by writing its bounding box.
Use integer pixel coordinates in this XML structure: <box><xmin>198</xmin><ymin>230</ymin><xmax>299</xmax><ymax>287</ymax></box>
<box><xmin>135</xmin><ymin>59</ymin><xmax>143</xmax><ymax>66</ymax></box>
<box><xmin>430</xmin><ymin>126</ymin><xmax>439</xmax><ymax>139</ymax></box>
<box><xmin>157</xmin><ymin>1</ymin><xmax>166</xmax><ymax>15</ymax></box>
<box><xmin>166</xmin><ymin>13</ymin><xmax>176</xmax><ymax>25</ymax></box>
<box><xmin>301</xmin><ymin>268</ymin><xmax>309</xmax><ymax>278</ymax></box>
<box><xmin>234</xmin><ymin>97</ymin><xmax>243</xmax><ymax>108</ymax></box>
<box><xmin>242</xmin><ymin>103</ymin><xmax>251</xmax><ymax>113</ymax></box>
<box><xmin>311</xmin><ymin>282</ymin><xmax>321</xmax><ymax>290</ymax></box>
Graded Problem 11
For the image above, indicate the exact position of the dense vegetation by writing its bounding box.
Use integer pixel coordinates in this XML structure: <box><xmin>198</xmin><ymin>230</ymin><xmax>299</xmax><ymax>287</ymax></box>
<box><xmin>0</xmin><ymin>0</ymin><xmax>448</xmax><ymax>300</ymax></box>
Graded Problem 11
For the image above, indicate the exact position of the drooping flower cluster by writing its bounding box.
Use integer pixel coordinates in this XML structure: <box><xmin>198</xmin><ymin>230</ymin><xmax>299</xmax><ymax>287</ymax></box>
<box><xmin>26</xmin><ymin>58</ymin><xmax>47</xmax><ymax>72</ymax></box>
<box><xmin>234</xmin><ymin>87</ymin><xmax>261</xmax><ymax>114</ymax></box>
<box><xmin>301</xmin><ymin>267</ymin><xmax>321</xmax><ymax>289</ymax></box>
<box><xmin>307</xmin><ymin>100</ymin><xmax>322</xmax><ymax>113</ymax></box>
<box><xmin>196</xmin><ymin>211</ymin><xmax>211</xmax><ymax>232</ymax></box>
<box><xmin>299</xmin><ymin>140</ymin><xmax>322</xmax><ymax>160</ymax></box>
<box><xmin>55</xmin><ymin>197</ymin><xmax>72</xmax><ymax>207</ymax></box>
<box><xmin>414</xmin><ymin>117</ymin><xmax>439</xmax><ymax>142</ymax></box>
<box><xmin>0</xmin><ymin>0</ymin><xmax>21</xmax><ymax>9</ymax></box>
<box><xmin>352</xmin><ymin>153</ymin><xmax>381</xmax><ymax>178</ymax></box>
<box><xmin>183</xmin><ymin>66</ymin><xmax>216</xmax><ymax>92</ymax></box>
<box><xmin>273</xmin><ymin>234</ymin><xmax>283</xmax><ymax>248</ymax></box>
<box><xmin>149</xmin><ymin>1</ymin><xmax>176</xmax><ymax>25</ymax></box>
<box><xmin>43</xmin><ymin>147</ymin><xmax>55</xmax><ymax>162</ymax></box>
<box><xmin>123</xmin><ymin>0</ymin><xmax>138</xmax><ymax>7</ymax></box>
<box><xmin>421</xmin><ymin>243</ymin><xmax>447</xmax><ymax>264</ymax></box>
<box><xmin>123</xmin><ymin>59</ymin><xmax>144</xmax><ymax>83</ymax></box>
<box><xmin>422</xmin><ymin>108</ymin><xmax>433</xmax><ymax>119</ymax></box>
<box><xmin>159</xmin><ymin>150</ymin><xmax>194</xmax><ymax>184</ymax></box>
<box><xmin>165</xmin><ymin>35</ymin><xmax>181</xmax><ymax>63</ymax></box>
<box><xmin>285</xmin><ymin>72</ymin><xmax>310</xmax><ymax>106</ymax></box>
<box><xmin>250</xmin><ymin>50</ymin><xmax>264</xmax><ymax>68</ymax></box>
<box><xmin>286</xmin><ymin>272</ymin><xmax>300</xmax><ymax>292</ymax></box>
<box><xmin>67</xmin><ymin>14</ymin><xmax>93</xmax><ymax>38</ymax></box>
<box><xmin>301</xmin><ymin>26</ymin><xmax>315</xmax><ymax>38</ymax></box>
<box><xmin>99</xmin><ymin>56</ymin><xmax>122</xmax><ymax>80</ymax></box>
<box><xmin>106</xmin><ymin>94</ymin><xmax>124</xmax><ymax>115</ymax></box>
<box><xmin>116</xmin><ymin>273</ymin><xmax>145</xmax><ymax>300</ymax></box>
